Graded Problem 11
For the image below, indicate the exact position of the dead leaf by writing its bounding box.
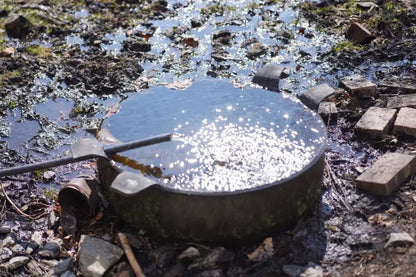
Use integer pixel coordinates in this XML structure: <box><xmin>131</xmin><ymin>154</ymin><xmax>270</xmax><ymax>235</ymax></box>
<box><xmin>182</xmin><ymin>37</ymin><xmax>199</xmax><ymax>48</ymax></box>
<box><xmin>368</xmin><ymin>213</ymin><xmax>393</xmax><ymax>227</ymax></box>
<box><xmin>165</xmin><ymin>79</ymin><xmax>193</xmax><ymax>90</ymax></box>
<box><xmin>247</xmin><ymin>237</ymin><xmax>274</xmax><ymax>262</ymax></box>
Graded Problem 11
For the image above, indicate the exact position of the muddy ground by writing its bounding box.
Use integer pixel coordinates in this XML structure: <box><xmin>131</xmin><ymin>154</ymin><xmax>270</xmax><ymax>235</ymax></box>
<box><xmin>1</xmin><ymin>0</ymin><xmax>416</xmax><ymax>276</ymax></box>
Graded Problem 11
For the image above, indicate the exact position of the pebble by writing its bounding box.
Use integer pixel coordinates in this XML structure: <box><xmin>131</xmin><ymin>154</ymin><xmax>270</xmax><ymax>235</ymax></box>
<box><xmin>356</xmin><ymin>152</ymin><xmax>416</xmax><ymax>196</ymax></box>
<box><xmin>39</xmin><ymin>239</ymin><xmax>63</xmax><ymax>259</ymax></box>
<box><xmin>1</xmin><ymin>247</ymin><xmax>13</xmax><ymax>260</ymax></box>
<box><xmin>282</xmin><ymin>263</ymin><xmax>323</xmax><ymax>277</ymax></box>
<box><xmin>0</xmin><ymin>225</ymin><xmax>11</xmax><ymax>234</ymax></box>
<box><xmin>179</xmin><ymin>246</ymin><xmax>200</xmax><ymax>263</ymax></box>
<box><xmin>2</xmin><ymin>235</ymin><xmax>16</xmax><ymax>248</ymax></box>
<box><xmin>31</xmin><ymin>231</ymin><xmax>43</xmax><ymax>245</ymax></box>
<box><xmin>384</xmin><ymin>232</ymin><xmax>415</xmax><ymax>248</ymax></box>
<box><xmin>11</xmin><ymin>243</ymin><xmax>26</xmax><ymax>255</ymax></box>
<box><xmin>26</xmin><ymin>241</ymin><xmax>39</xmax><ymax>255</ymax></box>
<box><xmin>42</xmin><ymin>170</ymin><xmax>56</xmax><ymax>182</ymax></box>
<box><xmin>0</xmin><ymin>47</ymin><xmax>15</xmax><ymax>57</ymax></box>
<box><xmin>247</xmin><ymin>42</ymin><xmax>267</xmax><ymax>58</ymax></box>
<box><xmin>6</xmin><ymin>256</ymin><xmax>31</xmax><ymax>271</ymax></box>
<box><xmin>53</xmin><ymin>257</ymin><xmax>73</xmax><ymax>276</ymax></box>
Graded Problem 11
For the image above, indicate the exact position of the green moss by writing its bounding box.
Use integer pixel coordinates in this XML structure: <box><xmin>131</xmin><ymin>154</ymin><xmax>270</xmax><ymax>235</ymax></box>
<box><xmin>26</xmin><ymin>45</ymin><xmax>52</xmax><ymax>58</ymax></box>
<box><xmin>201</xmin><ymin>3</ymin><xmax>236</xmax><ymax>16</ymax></box>
<box><xmin>44</xmin><ymin>188</ymin><xmax>58</xmax><ymax>200</ymax></box>
<box><xmin>333</xmin><ymin>40</ymin><xmax>364</xmax><ymax>52</ymax></box>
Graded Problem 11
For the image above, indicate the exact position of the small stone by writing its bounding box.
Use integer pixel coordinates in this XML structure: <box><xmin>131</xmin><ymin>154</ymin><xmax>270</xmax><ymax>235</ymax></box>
<box><xmin>387</xmin><ymin>94</ymin><xmax>416</xmax><ymax>109</ymax></box>
<box><xmin>189</xmin><ymin>247</ymin><xmax>234</xmax><ymax>272</ymax></box>
<box><xmin>299</xmin><ymin>83</ymin><xmax>335</xmax><ymax>110</ymax></box>
<box><xmin>0</xmin><ymin>225</ymin><xmax>11</xmax><ymax>234</ymax></box>
<box><xmin>2</xmin><ymin>235</ymin><xmax>16</xmax><ymax>248</ymax></box>
<box><xmin>1</xmin><ymin>247</ymin><xmax>13</xmax><ymax>260</ymax></box>
<box><xmin>346</xmin><ymin>22</ymin><xmax>375</xmax><ymax>44</ymax></box>
<box><xmin>77</xmin><ymin>235</ymin><xmax>124</xmax><ymax>277</ymax></box>
<box><xmin>355</xmin><ymin>107</ymin><xmax>396</xmax><ymax>139</ymax></box>
<box><xmin>11</xmin><ymin>244</ymin><xmax>26</xmax><ymax>255</ymax></box>
<box><xmin>339</xmin><ymin>75</ymin><xmax>376</xmax><ymax>98</ymax></box>
<box><xmin>356</xmin><ymin>152</ymin><xmax>416</xmax><ymax>196</ymax></box>
<box><xmin>318</xmin><ymin>102</ymin><xmax>337</xmax><ymax>124</ymax></box>
<box><xmin>199</xmin><ymin>269</ymin><xmax>224</xmax><ymax>277</ymax></box>
<box><xmin>39</xmin><ymin>239</ymin><xmax>62</xmax><ymax>258</ymax></box>
<box><xmin>252</xmin><ymin>64</ymin><xmax>290</xmax><ymax>91</ymax></box>
<box><xmin>7</xmin><ymin>256</ymin><xmax>30</xmax><ymax>271</ymax></box>
<box><xmin>53</xmin><ymin>257</ymin><xmax>73</xmax><ymax>276</ymax></box>
<box><xmin>393</xmin><ymin>107</ymin><xmax>416</xmax><ymax>138</ymax></box>
<box><xmin>42</xmin><ymin>170</ymin><xmax>56</xmax><ymax>182</ymax></box>
<box><xmin>61</xmin><ymin>271</ymin><xmax>77</xmax><ymax>277</ymax></box>
<box><xmin>191</xmin><ymin>18</ymin><xmax>203</xmax><ymax>28</ymax></box>
<box><xmin>247</xmin><ymin>42</ymin><xmax>267</xmax><ymax>58</ymax></box>
<box><xmin>26</xmin><ymin>241</ymin><xmax>39</xmax><ymax>255</ymax></box>
<box><xmin>31</xmin><ymin>231</ymin><xmax>43</xmax><ymax>245</ymax></box>
<box><xmin>0</xmin><ymin>47</ymin><xmax>15</xmax><ymax>57</ymax></box>
<box><xmin>384</xmin><ymin>232</ymin><xmax>415</xmax><ymax>248</ymax></box>
<box><xmin>179</xmin><ymin>247</ymin><xmax>200</xmax><ymax>263</ymax></box>
<box><xmin>4</xmin><ymin>14</ymin><xmax>32</xmax><ymax>38</ymax></box>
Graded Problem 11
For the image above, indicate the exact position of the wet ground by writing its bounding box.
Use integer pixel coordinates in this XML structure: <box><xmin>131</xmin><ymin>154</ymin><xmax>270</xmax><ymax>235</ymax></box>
<box><xmin>1</xmin><ymin>0</ymin><xmax>416</xmax><ymax>276</ymax></box>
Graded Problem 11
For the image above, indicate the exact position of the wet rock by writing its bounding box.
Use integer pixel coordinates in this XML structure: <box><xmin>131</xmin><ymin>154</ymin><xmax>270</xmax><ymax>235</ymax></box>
<box><xmin>4</xmin><ymin>14</ymin><xmax>32</xmax><ymax>38</ymax></box>
<box><xmin>299</xmin><ymin>83</ymin><xmax>335</xmax><ymax>110</ymax></box>
<box><xmin>393</xmin><ymin>107</ymin><xmax>416</xmax><ymax>138</ymax></box>
<box><xmin>52</xmin><ymin>257</ymin><xmax>73</xmax><ymax>276</ymax></box>
<box><xmin>191</xmin><ymin>18</ymin><xmax>203</xmax><ymax>28</ymax></box>
<box><xmin>179</xmin><ymin>247</ymin><xmax>200</xmax><ymax>263</ymax></box>
<box><xmin>0</xmin><ymin>47</ymin><xmax>15</xmax><ymax>57</ymax></box>
<box><xmin>39</xmin><ymin>239</ymin><xmax>62</xmax><ymax>258</ymax></box>
<box><xmin>387</xmin><ymin>94</ymin><xmax>416</xmax><ymax>109</ymax></box>
<box><xmin>345</xmin><ymin>22</ymin><xmax>375</xmax><ymax>44</ymax></box>
<box><xmin>339</xmin><ymin>75</ymin><xmax>376</xmax><ymax>98</ymax></box>
<box><xmin>0</xmin><ymin>225</ymin><xmax>11</xmax><ymax>234</ymax></box>
<box><xmin>247</xmin><ymin>42</ymin><xmax>267</xmax><ymax>58</ymax></box>
<box><xmin>318</xmin><ymin>102</ymin><xmax>337</xmax><ymax>124</ymax></box>
<box><xmin>355</xmin><ymin>107</ymin><xmax>396</xmax><ymax>139</ymax></box>
<box><xmin>252</xmin><ymin>64</ymin><xmax>290</xmax><ymax>91</ymax></box>
<box><xmin>4</xmin><ymin>256</ymin><xmax>30</xmax><ymax>271</ymax></box>
<box><xmin>384</xmin><ymin>232</ymin><xmax>415</xmax><ymax>248</ymax></box>
<box><xmin>77</xmin><ymin>235</ymin><xmax>123</xmax><ymax>277</ymax></box>
<box><xmin>356</xmin><ymin>152</ymin><xmax>416</xmax><ymax>196</ymax></box>
<box><xmin>213</xmin><ymin>30</ymin><xmax>232</xmax><ymax>45</ymax></box>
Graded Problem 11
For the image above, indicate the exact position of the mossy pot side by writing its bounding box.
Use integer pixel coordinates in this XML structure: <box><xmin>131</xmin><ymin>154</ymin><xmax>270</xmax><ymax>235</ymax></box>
<box><xmin>97</xmin><ymin>151</ymin><xmax>325</xmax><ymax>243</ymax></box>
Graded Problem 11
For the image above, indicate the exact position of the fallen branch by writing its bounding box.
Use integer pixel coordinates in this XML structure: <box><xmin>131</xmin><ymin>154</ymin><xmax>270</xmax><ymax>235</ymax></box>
<box><xmin>118</xmin><ymin>232</ymin><xmax>146</xmax><ymax>277</ymax></box>
<box><xmin>0</xmin><ymin>181</ymin><xmax>48</xmax><ymax>220</ymax></box>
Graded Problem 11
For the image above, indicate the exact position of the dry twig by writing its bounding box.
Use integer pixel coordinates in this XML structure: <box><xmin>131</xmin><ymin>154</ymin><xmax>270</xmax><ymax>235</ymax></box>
<box><xmin>118</xmin><ymin>232</ymin><xmax>146</xmax><ymax>277</ymax></box>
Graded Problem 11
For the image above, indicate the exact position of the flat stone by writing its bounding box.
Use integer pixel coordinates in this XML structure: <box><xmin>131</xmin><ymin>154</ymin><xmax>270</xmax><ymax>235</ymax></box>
<box><xmin>7</xmin><ymin>256</ymin><xmax>30</xmax><ymax>271</ymax></box>
<box><xmin>39</xmin><ymin>239</ymin><xmax>62</xmax><ymax>258</ymax></box>
<box><xmin>299</xmin><ymin>83</ymin><xmax>335</xmax><ymax>110</ymax></box>
<box><xmin>345</xmin><ymin>22</ymin><xmax>375</xmax><ymax>44</ymax></box>
<box><xmin>318</xmin><ymin>101</ymin><xmax>337</xmax><ymax>124</ymax></box>
<box><xmin>247</xmin><ymin>42</ymin><xmax>267</xmax><ymax>58</ymax></box>
<box><xmin>384</xmin><ymin>232</ymin><xmax>415</xmax><ymax>248</ymax></box>
<box><xmin>387</xmin><ymin>94</ymin><xmax>416</xmax><ymax>109</ymax></box>
<box><xmin>77</xmin><ymin>235</ymin><xmax>124</xmax><ymax>277</ymax></box>
<box><xmin>339</xmin><ymin>75</ymin><xmax>376</xmax><ymax>98</ymax></box>
<box><xmin>393</xmin><ymin>107</ymin><xmax>416</xmax><ymax>137</ymax></box>
<box><xmin>0</xmin><ymin>225</ymin><xmax>11</xmax><ymax>234</ymax></box>
<box><xmin>355</xmin><ymin>107</ymin><xmax>396</xmax><ymax>138</ymax></box>
<box><xmin>379</xmin><ymin>78</ymin><xmax>416</xmax><ymax>94</ymax></box>
<box><xmin>356</xmin><ymin>152</ymin><xmax>416</xmax><ymax>196</ymax></box>
<box><xmin>252</xmin><ymin>64</ymin><xmax>290</xmax><ymax>91</ymax></box>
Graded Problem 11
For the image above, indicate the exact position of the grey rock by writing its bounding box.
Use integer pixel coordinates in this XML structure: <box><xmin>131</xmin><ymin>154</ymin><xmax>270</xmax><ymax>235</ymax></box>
<box><xmin>4</xmin><ymin>14</ymin><xmax>32</xmax><ymax>38</ymax></box>
<box><xmin>77</xmin><ymin>235</ymin><xmax>123</xmax><ymax>277</ymax></box>
<box><xmin>346</xmin><ymin>22</ymin><xmax>375</xmax><ymax>44</ymax></box>
<box><xmin>26</xmin><ymin>241</ymin><xmax>39</xmax><ymax>255</ymax></box>
<box><xmin>299</xmin><ymin>83</ymin><xmax>335</xmax><ymax>110</ymax></box>
<box><xmin>31</xmin><ymin>231</ymin><xmax>43</xmax><ymax>245</ymax></box>
<box><xmin>7</xmin><ymin>256</ymin><xmax>30</xmax><ymax>271</ymax></box>
<box><xmin>356</xmin><ymin>152</ymin><xmax>416</xmax><ymax>196</ymax></box>
<box><xmin>252</xmin><ymin>64</ymin><xmax>290</xmax><ymax>91</ymax></box>
<box><xmin>11</xmin><ymin>243</ymin><xmax>26</xmax><ymax>255</ymax></box>
<box><xmin>189</xmin><ymin>247</ymin><xmax>234</xmax><ymax>272</ymax></box>
<box><xmin>282</xmin><ymin>263</ymin><xmax>323</xmax><ymax>277</ymax></box>
<box><xmin>384</xmin><ymin>232</ymin><xmax>415</xmax><ymax>248</ymax></box>
<box><xmin>26</xmin><ymin>260</ymin><xmax>44</xmax><ymax>277</ymax></box>
<box><xmin>53</xmin><ymin>257</ymin><xmax>73</xmax><ymax>276</ymax></box>
<box><xmin>200</xmin><ymin>269</ymin><xmax>225</xmax><ymax>277</ymax></box>
<box><xmin>42</xmin><ymin>170</ymin><xmax>56</xmax><ymax>182</ymax></box>
<box><xmin>2</xmin><ymin>235</ymin><xmax>16</xmax><ymax>247</ymax></box>
<box><xmin>355</xmin><ymin>107</ymin><xmax>396</xmax><ymax>139</ymax></box>
<box><xmin>39</xmin><ymin>239</ymin><xmax>62</xmax><ymax>258</ymax></box>
<box><xmin>339</xmin><ymin>75</ymin><xmax>376</xmax><ymax>98</ymax></box>
<box><xmin>61</xmin><ymin>271</ymin><xmax>77</xmax><ymax>277</ymax></box>
<box><xmin>191</xmin><ymin>18</ymin><xmax>203</xmax><ymax>28</ymax></box>
<box><xmin>379</xmin><ymin>77</ymin><xmax>416</xmax><ymax>94</ymax></box>
<box><xmin>179</xmin><ymin>246</ymin><xmax>200</xmax><ymax>263</ymax></box>
<box><xmin>0</xmin><ymin>225</ymin><xmax>11</xmax><ymax>234</ymax></box>
<box><xmin>1</xmin><ymin>247</ymin><xmax>13</xmax><ymax>261</ymax></box>
<box><xmin>387</xmin><ymin>94</ymin><xmax>416</xmax><ymax>109</ymax></box>
<box><xmin>393</xmin><ymin>107</ymin><xmax>416</xmax><ymax>138</ymax></box>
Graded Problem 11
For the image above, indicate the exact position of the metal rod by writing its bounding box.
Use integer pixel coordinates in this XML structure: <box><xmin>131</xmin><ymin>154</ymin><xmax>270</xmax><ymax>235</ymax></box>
<box><xmin>0</xmin><ymin>133</ymin><xmax>172</xmax><ymax>177</ymax></box>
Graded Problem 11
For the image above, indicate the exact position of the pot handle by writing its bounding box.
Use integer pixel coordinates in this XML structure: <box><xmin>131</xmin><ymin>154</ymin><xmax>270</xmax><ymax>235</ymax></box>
<box><xmin>110</xmin><ymin>171</ymin><xmax>159</xmax><ymax>197</ymax></box>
